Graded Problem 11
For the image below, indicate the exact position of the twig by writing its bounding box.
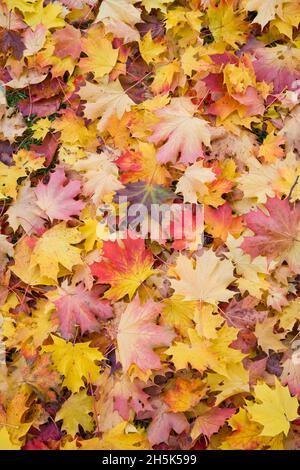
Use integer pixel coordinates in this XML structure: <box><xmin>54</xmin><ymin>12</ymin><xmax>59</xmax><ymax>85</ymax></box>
<box><xmin>287</xmin><ymin>175</ymin><xmax>299</xmax><ymax>201</ymax></box>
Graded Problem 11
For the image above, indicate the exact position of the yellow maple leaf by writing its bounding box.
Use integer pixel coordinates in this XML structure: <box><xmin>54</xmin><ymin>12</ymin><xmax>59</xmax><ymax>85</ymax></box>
<box><xmin>161</xmin><ymin>295</ymin><xmax>197</xmax><ymax>337</ymax></box>
<box><xmin>11</xmin><ymin>238</ymin><xmax>56</xmax><ymax>286</ymax></box>
<box><xmin>23</xmin><ymin>0</ymin><xmax>65</xmax><ymax>29</ymax></box>
<box><xmin>30</xmin><ymin>222</ymin><xmax>83</xmax><ymax>281</ymax></box>
<box><xmin>42</xmin><ymin>335</ymin><xmax>104</xmax><ymax>393</ymax></box>
<box><xmin>220</xmin><ymin>409</ymin><xmax>283</xmax><ymax>450</ymax></box>
<box><xmin>171</xmin><ymin>250</ymin><xmax>235</xmax><ymax>304</ymax></box>
<box><xmin>139</xmin><ymin>31</ymin><xmax>166</xmax><ymax>64</ymax></box>
<box><xmin>206</xmin><ymin>363</ymin><xmax>250</xmax><ymax>405</ymax></box>
<box><xmin>56</xmin><ymin>391</ymin><xmax>94</xmax><ymax>436</ymax></box>
<box><xmin>79</xmin><ymin>422</ymin><xmax>149</xmax><ymax>450</ymax></box>
<box><xmin>207</xmin><ymin>1</ymin><xmax>248</xmax><ymax>49</ymax></box>
<box><xmin>5</xmin><ymin>385</ymin><xmax>33</xmax><ymax>445</ymax></box>
<box><xmin>255</xmin><ymin>317</ymin><xmax>287</xmax><ymax>353</ymax></box>
<box><xmin>0</xmin><ymin>162</ymin><xmax>26</xmax><ymax>199</ymax></box>
<box><xmin>165</xmin><ymin>6</ymin><xmax>202</xmax><ymax>34</ymax></box>
<box><xmin>164</xmin><ymin>377</ymin><xmax>207</xmax><ymax>412</ymax></box>
<box><xmin>79</xmin><ymin>219</ymin><xmax>99</xmax><ymax>252</ymax></box>
<box><xmin>4</xmin><ymin>0</ymin><xmax>36</xmax><ymax>12</ymax></box>
<box><xmin>0</xmin><ymin>428</ymin><xmax>21</xmax><ymax>450</ymax></box>
<box><xmin>142</xmin><ymin>0</ymin><xmax>173</xmax><ymax>13</ymax></box>
<box><xmin>210</xmin><ymin>324</ymin><xmax>245</xmax><ymax>366</ymax></box>
<box><xmin>53</xmin><ymin>110</ymin><xmax>98</xmax><ymax>149</ymax></box>
<box><xmin>166</xmin><ymin>328</ymin><xmax>228</xmax><ymax>376</ymax></box>
<box><xmin>278</xmin><ymin>299</ymin><xmax>300</xmax><ymax>331</ymax></box>
<box><xmin>79</xmin><ymin>80</ymin><xmax>134</xmax><ymax>132</ymax></box>
<box><xmin>258</xmin><ymin>131</ymin><xmax>285</xmax><ymax>163</ymax></box>
<box><xmin>150</xmin><ymin>61</ymin><xmax>180</xmax><ymax>96</ymax></box>
<box><xmin>31</xmin><ymin>117</ymin><xmax>52</xmax><ymax>140</ymax></box>
<box><xmin>194</xmin><ymin>304</ymin><xmax>224</xmax><ymax>340</ymax></box>
<box><xmin>247</xmin><ymin>379</ymin><xmax>299</xmax><ymax>436</ymax></box>
<box><xmin>13</xmin><ymin>149</ymin><xmax>45</xmax><ymax>172</ymax></box>
<box><xmin>80</xmin><ymin>27</ymin><xmax>118</xmax><ymax>79</ymax></box>
<box><xmin>246</xmin><ymin>0</ymin><xmax>284</xmax><ymax>29</ymax></box>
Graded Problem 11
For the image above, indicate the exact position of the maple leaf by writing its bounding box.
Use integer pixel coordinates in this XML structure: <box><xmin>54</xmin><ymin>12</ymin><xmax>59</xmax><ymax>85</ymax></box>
<box><xmin>56</xmin><ymin>391</ymin><xmax>94</xmax><ymax>436</ymax></box>
<box><xmin>42</xmin><ymin>335</ymin><xmax>104</xmax><ymax>393</ymax></box>
<box><xmin>0</xmin><ymin>30</ymin><xmax>25</xmax><ymax>60</ymax></box>
<box><xmin>6</xmin><ymin>182</ymin><xmax>44</xmax><ymax>234</ymax></box>
<box><xmin>34</xmin><ymin>168</ymin><xmax>84</xmax><ymax>221</ymax></box>
<box><xmin>149</xmin><ymin>97</ymin><xmax>212</xmax><ymax>164</ymax></box>
<box><xmin>281</xmin><ymin>349</ymin><xmax>300</xmax><ymax>400</ymax></box>
<box><xmin>176</xmin><ymin>162</ymin><xmax>216</xmax><ymax>204</ymax></box>
<box><xmin>19</xmin><ymin>354</ymin><xmax>60</xmax><ymax>401</ymax></box>
<box><xmin>79</xmin><ymin>80</ymin><xmax>134</xmax><ymax>132</ymax></box>
<box><xmin>167</xmin><ymin>329</ymin><xmax>228</xmax><ymax>376</ymax></box>
<box><xmin>52</xmin><ymin>109</ymin><xmax>97</xmax><ymax>148</ymax></box>
<box><xmin>95</xmin><ymin>0</ymin><xmax>142</xmax><ymax>43</ymax></box>
<box><xmin>116</xmin><ymin>295</ymin><xmax>174</xmax><ymax>372</ymax></box>
<box><xmin>0</xmin><ymin>428</ymin><xmax>21</xmax><ymax>450</ymax></box>
<box><xmin>30</xmin><ymin>222</ymin><xmax>83</xmax><ymax>281</ymax></box>
<box><xmin>237</xmin><ymin>156</ymin><xmax>277</xmax><ymax>203</ymax></box>
<box><xmin>79</xmin><ymin>27</ymin><xmax>118</xmax><ymax>80</ymax></box>
<box><xmin>142</xmin><ymin>0</ymin><xmax>173</xmax><ymax>13</ymax></box>
<box><xmin>23</xmin><ymin>24</ymin><xmax>46</xmax><ymax>57</ymax></box>
<box><xmin>246</xmin><ymin>0</ymin><xmax>284</xmax><ymax>28</ymax></box>
<box><xmin>259</xmin><ymin>131</ymin><xmax>285</xmax><ymax>163</ymax></box>
<box><xmin>91</xmin><ymin>236</ymin><xmax>154</xmax><ymax>300</ymax></box>
<box><xmin>74</xmin><ymin>152</ymin><xmax>124</xmax><ymax>204</ymax></box>
<box><xmin>113</xmin><ymin>375</ymin><xmax>152</xmax><ymax>420</ymax></box>
<box><xmin>205</xmin><ymin>203</ymin><xmax>243</xmax><ymax>242</ymax></box>
<box><xmin>194</xmin><ymin>304</ymin><xmax>224</xmax><ymax>340</ymax></box>
<box><xmin>253</xmin><ymin>45</ymin><xmax>300</xmax><ymax>95</ymax></box>
<box><xmin>206</xmin><ymin>363</ymin><xmax>250</xmax><ymax>405</ymax></box>
<box><xmin>224</xmin><ymin>297</ymin><xmax>265</xmax><ymax>330</ymax></box>
<box><xmin>241</xmin><ymin>197</ymin><xmax>300</xmax><ymax>272</ymax></box>
<box><xmin>161</xmin><ymin>296</ymin><xmax>197</xmax><ymax>337</ymax></box>
<box><xmin>147</xmin><ymin>405</ymin><xmax>189</xmax><ymax>446</ymax></box>
<box><xmin>191</xmin><ymin>407</ymin><xmax>235</xmax><ymax>442</ymax></box>
<box><xmin>164</xmin><ymin>378</ymin><xmax>207</xmax><ymax>413</ymax></box>
<box><xmin>53</xmin><ymin>24</ymin><xmax>81</xmax><ymax>60</ymax></box>
<box><xmin>5</xmin><ymin>386</ymin><xmax>33</xmax><ymax>445</ymax></box>
<box><xmin>10</xmin><ymin>238</ymin><xmax>55</xmax><ymax>286</ymax></box>
<box><xmin>0</xmin><ymin>108</ymin><xmax>25</xmax><ymax>144</ymax></box>
<box><xmin>115</xmin><ymin>142</ymin><xmax>170</xmax><ymax>185</ymax></box>
<box><xmin>255</xmin><ymin>317</ymin><xmax>286</xmax><ymax>353</ymax></box>
<box><xmin>139</xmin><ymin>31</ymin><xmax>166</xmax><ymax>65</ymax></box>
<box><xmin>247</xmin><ymin>379</ymin><xmax>299</xmax><ymax>437</ymax></box>
<box><xmin>170</xmin><ymin>250</ymin><xmax>235</xmax><ymax>304</ymax></box>
<box><xmin>80</xmin><ymin>421</ymin><xmax>149</xmax><ymax>450</ymax></box>
<box><xmin>279</xmin><ymin>105</ymin><xmax>300</xmax><ymax>152</ymax></box>
<box><xmin>0</xmin><ymin>161</ymin><xmax>27</xmax><ymax>200</ymax></box>
<box><xmin>53</xmin><ymin>281</ymin><xmax>113</xmax><ymax>340</ymax></box>
<box><xmin>220</xmin><ymin>409</ymin><xmax>276</xmax><ymax>450</ymax></box>
<box><xmin>115</xmin><ymin>181</ymin><xmax>175</xmax><ymax>209</ymax></box>
<box><xmin>207</xmin><ymin>0</ymin><xmax>248</xmax><ymax>49</ymax></box>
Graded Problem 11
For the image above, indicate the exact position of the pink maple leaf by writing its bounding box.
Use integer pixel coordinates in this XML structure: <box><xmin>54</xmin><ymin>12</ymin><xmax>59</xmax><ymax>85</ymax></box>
<box><xmin>53</xmin><ymin>24</ymin><xmax>81</xmax><ymax>60</ymax></box>
<box><xmin>147</xmin><ymin>403</ymin><xmax>189</xmax><ymax>446</ymax></box>
<box><xmin>117</xmin><ymin>295</ymin><xmax>175</xmax><ymax>372</ymax></box>
<box><xmin>54</xmin><ymin>281</ymin><xmax>113</xmax><ymax>339</ymax></box>
<box><xmin>241</xmin><ymin>197</ymin><xmax>300</xmax><ymax>272</ymax></box>
<box><xmin>34</xmin><ymin>168</ymin><xmax>85</xmax><ymax>221</ymax></box>
<box><xmin>149</xmin><ymin>97</ymin><xmax>212</xmax><ymax>164</ymax></box>
<box><xmin>113</xmin><ymin>376</ymin><xmax>153</xmax><ymax>420</ymax></box>
<box><xmin>191</xmin><ymin>407</ymin><xmax>235</xmax><ymax>442</ymax></box>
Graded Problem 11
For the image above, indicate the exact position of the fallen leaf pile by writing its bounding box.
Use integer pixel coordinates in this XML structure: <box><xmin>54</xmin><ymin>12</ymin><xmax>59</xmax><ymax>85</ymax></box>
<box><xmin>0</xmin><ymin>0</ymin><xmax>300</xmax><ymax>451</ymax></box>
